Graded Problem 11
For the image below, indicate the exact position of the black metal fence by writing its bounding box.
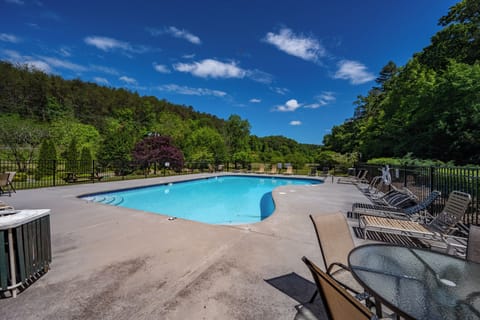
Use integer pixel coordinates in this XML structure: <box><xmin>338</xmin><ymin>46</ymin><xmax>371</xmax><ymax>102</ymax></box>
<box><xmin>358</xmin><ymin>163</ymin><xmax>480</xmax><ymax>225</ymax></box>
<box><xmin>0</xmin><ymin>159</ymin><xmax>230</xmax><ymax>190</ymax></box>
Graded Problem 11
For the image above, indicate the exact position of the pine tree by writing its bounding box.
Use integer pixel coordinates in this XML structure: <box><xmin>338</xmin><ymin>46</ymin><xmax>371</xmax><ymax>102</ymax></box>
<box><xmin>36</xmin><ymin>139</ymin><xmax>57</xmax><ymax>179</ymax></box>
<box><xmin>65</xmin><ymin>137</ymin><xmax>79</xmax><ymax>173</ymax></box>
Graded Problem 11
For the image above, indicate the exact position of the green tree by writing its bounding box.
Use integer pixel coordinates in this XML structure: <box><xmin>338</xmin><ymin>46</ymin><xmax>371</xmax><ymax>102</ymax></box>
<box><xmin>65</xmin><ymin>137</ymin><xmax>79</xmax><ymax>173</ymax></box>
<box><xmin>0</xmin><ymin>115</ymin><xmax>48</xmax><ymax>171</ymax></box>
<box><xmin>80</xmin><ymin>146</ymin><xmax>93</xmax><ymax>173</ymax></box>
<box><xmin>35</xmin><ymin>139</ymin><xmax>57</xmax><ymax>180</ymax></box>
<box><xmin>224</xmin><ymin>115</ymin><xmax>251</xmax><ymax>165</ymax></box>
<box><xmin>184</xmin><ymin>127</ymin><xmax>227</xmax><ymax>165</ymax></box>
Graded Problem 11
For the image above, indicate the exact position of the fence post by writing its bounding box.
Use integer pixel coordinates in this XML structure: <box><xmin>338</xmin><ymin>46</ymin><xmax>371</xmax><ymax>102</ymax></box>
<box><xmin>430</xmin><ymin>166</ymin><xmax>435</xmax><ymax>192</ymax></box>
<box><xmin>53</xmin><ymin>160</ymin><xmax>56</xmax><ymax>187</ymax></box>
<box><xmin>403</xmin><ymin>164</ymin><xmax>407</xmax><ymax>187</ymax></box>
<box><xmin>92</xmin><ymin>160</ymin><xmax>95</xmax><ymax>183</ymax></box>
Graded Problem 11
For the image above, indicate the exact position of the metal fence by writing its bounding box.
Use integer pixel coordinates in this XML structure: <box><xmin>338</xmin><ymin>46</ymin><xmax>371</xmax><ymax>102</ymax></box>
<box><xmin>0</xmin><ymin>159</ymin><xmax>229</xmax><ymax>190</ymax></box>
<box><xmin>357</xmin><ymin>163</ymin><xmax>480</xmax><ymax>225</ymax></box>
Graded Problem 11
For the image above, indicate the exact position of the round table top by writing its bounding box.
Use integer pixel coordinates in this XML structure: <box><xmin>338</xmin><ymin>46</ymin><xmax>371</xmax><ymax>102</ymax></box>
<box><xmin>348</xmin><ymin>244</ymin><xmax>480</xmax><ymax>320</ymax></box>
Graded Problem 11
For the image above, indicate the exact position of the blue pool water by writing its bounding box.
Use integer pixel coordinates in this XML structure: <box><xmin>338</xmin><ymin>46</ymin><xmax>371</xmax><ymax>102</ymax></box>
<box><xmin>82</xmin><ymin>175</ymin><xmax>321</xmax><ymax>224</ymax></box>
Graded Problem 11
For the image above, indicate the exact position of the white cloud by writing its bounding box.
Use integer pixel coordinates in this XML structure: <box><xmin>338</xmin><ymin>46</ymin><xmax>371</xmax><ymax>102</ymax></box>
<box><xmin>84</xmin><ymin>36</ymin><xmax>131</xmax><ymax>51</ymax></box>
<box><xmin>119</xmin><ymin>76</ymin><xmax>137</xmax><ymax>85</ymax></box>
<box><xmin>274</xmin><ymin>99</ymin><xmax>302</xmax><ymax>112</ymax></box>
<box><xmin>5</xmin><ymin>0</ymin><xmax>24</xmax><ymax>5</ymax></box>
<box><xmin>40</xmin><ymin>56</ymin><xmax>86</xmax><ymax>72</ymax></box>
<box><xmin>182</xmin><ymin>53</ymin><xmax>195</xmax><ymax>59</ymax></box>
<box><xmin>250</xmin><ymin>98</ymin><xmax>261</xmax><ymax>103</ymax></box>
<box><xmin>165</xmin><ymin>26</ymin><xmax>201</xmax><ymax>45</ymax></box>
<box><xmin>271</xmin><ymin>87</ymin><xmax>289</xmax><ymax>95</ymax></box>
<box><xmin>334</xmin><ymin>60</ymin><xmax>375</xmax><ymax>84</ymax></box>
<box><xmin>246</xmin><ymin>69</ymin><xmax>273</xmax><ymax>84</ymax></box>
<box><xmin>158</xmin><ymin>84</ymin><xmax>227</xmax><ymax>97</ymax></box>
<box><xmin>0</xmin><ymin>33</ymin><xmax>20</xmax><ymax>43</ymax></box>
<box><xmin>58</xmin><ymin>47</ymin><xmax>71</xmax><ymax>57</ymax></box>
<box><xmin>93</xmin><ymin>77</ymin><xmax>109</xmax><ymax>85</ymax></box>
<box><xmin>153</xmin><ymin>63</ymin><xmax>170</xmax><ymax>73</ymax></box>
<box><xmin>263</xmin><ymin>28</ymin><xmax>325</xmax><ymax>62</ymax></box>
<box><xmin>25</xmin><ymin>60</ymin><xmax>51</xmax><ymax>73</ymax></box>
<box><xmin>290</xmin><ymin>120</ymin><xmax>302</xmax><ymax>126</ymax></box>
<box><xmin>174</xmin><ymin>59</ymin><xmax>246</xmax><ymax>79</ymax></box>
<box><xmin>305</xmin><ymin>91</ymin><xmax>336</xmax><ymax>108</ymax></box>
<box><xmin>147</xmin><ymin>26</ymin><xmax>201</xmax><ymax>45</ymax></box>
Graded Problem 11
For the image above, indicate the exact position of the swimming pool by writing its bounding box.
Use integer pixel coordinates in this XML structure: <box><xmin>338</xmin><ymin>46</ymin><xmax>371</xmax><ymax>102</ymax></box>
<box><xmin>82</xmin><ymin>175</ymin><xmax>321</xmax><ymax>224</ymax></box>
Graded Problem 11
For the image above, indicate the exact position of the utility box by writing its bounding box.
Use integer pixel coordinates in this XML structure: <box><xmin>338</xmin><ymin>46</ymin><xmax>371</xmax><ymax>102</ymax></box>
<box><xmin>0</xmin><ymin>209</ymin><xmax>51</xmax><ymax>297</ymax></box>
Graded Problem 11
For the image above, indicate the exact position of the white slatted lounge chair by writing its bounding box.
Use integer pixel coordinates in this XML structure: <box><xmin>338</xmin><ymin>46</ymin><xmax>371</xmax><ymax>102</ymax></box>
<box><xmin>352</xmin><ymin>191</ymin><xmax>441</xmax><ymax>222</ymax></box>
<box><xmin>359</xmin><ymin>191</ymin><xmax>471</xmax><ymax>253</ymax></box>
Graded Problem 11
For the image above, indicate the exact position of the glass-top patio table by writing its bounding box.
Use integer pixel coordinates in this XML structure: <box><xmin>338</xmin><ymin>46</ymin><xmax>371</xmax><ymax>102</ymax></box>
<box><xmin>348</xmin><ymin>244</ymin><xmax>480</xmax><ymax>320</ymax></box>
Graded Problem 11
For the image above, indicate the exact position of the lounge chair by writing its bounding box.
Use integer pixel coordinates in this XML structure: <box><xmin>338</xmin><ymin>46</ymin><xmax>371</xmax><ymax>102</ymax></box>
<box><xmin>359</xmin><ymin>191</ymin><xmax>472</xmax><ymax>253</ymax></box>
<box><xmin>309</xmin><ymin>213</ymin><xmax>364</xmax><ymax>296</ymax></box>
<box><xmin>301</xmin><ymin>256</ymin><xmax>378</xmax><ymax>320</ymax></box>
<box><xmin>269</xmin><ymin>165</ymin><xmax>277</xmax><ymax>175</ymax></box>
<box><xmin>0</xmin><ymin>173</ymin><xmax>11</xmax><ymax>196</ymax></box>
<box><xmin>256</xmin><ymin>164</ymin><xmax>265</xmax><ymax>174</ymax></box>
<box><xmin>352</xmin><ymin>191</ymin><xmax>441</xmax><ymax>221</ymax></box>
<box><xmin>5</xmin><ymin>172</ymin><xmax>16</xmax><ymax>193</ymax></box>
<box><xmin>467</xmin><ymin>225</ymin><xmax>480</xmax><ymax>263</ymax></box>
<box><xmin>337</xmin><ymin>169</ymin><xmax>368</xmax><ymax>185</ymax></box>
<box><xmin>284</xmin><ymin>166</ymin><xmax>293</xmax><ymax>175</ymax></box>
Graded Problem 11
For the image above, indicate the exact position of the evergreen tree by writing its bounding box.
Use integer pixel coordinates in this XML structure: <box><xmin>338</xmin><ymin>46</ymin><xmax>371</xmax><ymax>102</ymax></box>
<box><xmin>65</xmin><ymin>137</ymin><xmax>79</xmax><ymax>173</ymax></box>
<box><xmin>79</xmin><ymin>146</ymin><xmax>92</xmax><ymax>173</ymax></box>
<box><xmin>36</xmin><ymin>139</ymin><xmax>57</xmax><ymax>179</ymax></box>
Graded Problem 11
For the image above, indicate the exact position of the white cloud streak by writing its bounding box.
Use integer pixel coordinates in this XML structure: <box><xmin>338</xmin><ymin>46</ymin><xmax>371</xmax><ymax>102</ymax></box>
<box><xmin>334</xmin><ymin>60</ymin><xmax>375</xmax><ymax>84</ymax></box>
<box><xmin>250</xmin><ymin>98</ymin><xmax>261</xmax><ymax>103</ymax></box>
<box><xmin>39</xmin><ymin>56</ymin><xmax>86</xmax><ymax>72</ymax></box>
<box><xmin>0</xmin><ymin>33</ymin><xmax>20</xmax><ymax>43</ymax></box>
<box><xmin>84</xmin><ymin>36</ymin><xmax>148</xmax><ymax>55</ymax></box>
<box><xmin>290</xmin><ymin>120</ymin><xmax>302</xmax><ymax>126</ymax></box>
<box><xmin>93</xmin><ymin>77</ymin><xmax>109</xmax><ymax>85</ymax></box>
<box><xmin>158</xmin><ymin>84</ymin><xmax>227</xmax><ymax>97</ymax></box>
<box><xmin>274</xmin><ymin>99</ymin><xmax>302</xmax><ymax>112</ymax></box>
<box><xmin>119</xmin><ymin>76</ymin><xmax>137</xmax><ymax>85</ymax></box>
<box><xmin>147</xmin><ymin>26</ymin><xmax>201</xmax><ymax>45</ymax></box>
<box><xmin>305</xmin><ymin>91</ymin><xmax>336</xmax><ymax>108</ymax></box>
<box><xmin>153</xmin><ymin>63</ymin><xmax>170</xmax><ymax>73</ymax></box>
<box><xmin>263</xmin><ymin>28</ymin><xmax>325</xmax><ymax>62</ymax></box>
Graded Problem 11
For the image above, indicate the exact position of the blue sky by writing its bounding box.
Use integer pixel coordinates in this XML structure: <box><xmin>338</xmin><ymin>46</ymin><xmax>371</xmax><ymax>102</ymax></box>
<box><xmin>0</xmin><ymin>0</ymin><xmax>458</xmax><ymax>144</ymax></box>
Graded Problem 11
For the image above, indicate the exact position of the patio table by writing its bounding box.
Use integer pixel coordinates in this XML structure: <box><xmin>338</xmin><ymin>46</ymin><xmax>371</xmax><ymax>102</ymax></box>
<box><xmin>348</xmin><ymin>243</ymin><xmax>480</xmax><ymax>320</ymax></box>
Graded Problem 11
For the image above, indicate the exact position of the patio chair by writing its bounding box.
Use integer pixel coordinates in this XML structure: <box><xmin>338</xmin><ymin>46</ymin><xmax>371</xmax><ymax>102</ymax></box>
<box><xmin>352</xmin><ymin>191</ymin><xmax>441</xmax><ymax>222</ymax></box>
<box><xmin>5</xmin><ymin>172</ymin><xmax>16</xmax><ymax>193</ymax></box>
<box><xmin>0</xmin><ymin>173</ymin><xmax>11</xmax><ymax>196</ymax></box>
<box><xmin>269</xmin><ymin>165</ymin><xmax>277</xmax><ymax>175</ymax></box>
<box><xmin>309</xmin><ymin>213</ymin><xmax>364</xmax><ymax>297</ymax></box>
<box><xmin>256</xmin><ymin>164</ymin><xmax>265</xmax><ymax>174</ymax></box>
<box><xmin>301</xmin><ymin>256</ymin><xmax>378</xmax><ymax>320</ymax></box>
<box><xmin>284</xmin><ymin>166</ymin><xmax>293</xmax><ymax>175</ymax></box>
<box><xmin>337</xmin><ymin>169</ymin><xmax>368</xmax><ymax>185</ymax></box>
<box><xmin>359</xmin><ymin>191</ymin><xmax>472</xmax><ymax>253</ymax></box>
<box><xmin>467</xmin><ymin>225</ymin><xmax>480</xmax><ymax>264</ymax></box>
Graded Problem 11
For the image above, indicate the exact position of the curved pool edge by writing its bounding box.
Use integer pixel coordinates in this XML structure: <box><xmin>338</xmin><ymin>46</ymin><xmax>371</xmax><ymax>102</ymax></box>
<box><xmin>77</xmin><ymin>173</ymin><xmax>326</xmax><ymax>226</ymax></box>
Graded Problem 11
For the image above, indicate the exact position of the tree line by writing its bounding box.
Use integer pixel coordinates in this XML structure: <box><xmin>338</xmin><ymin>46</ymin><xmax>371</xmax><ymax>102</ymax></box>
<box><xmin>0</xmin><ymin>61</ymin><xmax>321</xmax><ymax>174</ymax></box>
<box><xmin>322</xmin><ymin>0</ymin><xmax>480</xmax><ymax>165</ymax></box>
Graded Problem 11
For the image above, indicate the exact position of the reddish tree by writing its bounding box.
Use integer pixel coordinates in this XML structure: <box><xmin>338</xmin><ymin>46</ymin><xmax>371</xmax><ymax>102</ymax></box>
<box><xmin>132</xmin><ymin>135</ymin><xmax>184</xmax><ymax>170</ymax></box>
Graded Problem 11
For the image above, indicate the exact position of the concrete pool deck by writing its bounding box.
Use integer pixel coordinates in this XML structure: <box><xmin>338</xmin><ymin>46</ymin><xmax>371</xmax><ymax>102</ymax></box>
<box><xmin>0</xmin><ymin>173</ymin><xmax>372</xmax><ymax>320</ymax></box>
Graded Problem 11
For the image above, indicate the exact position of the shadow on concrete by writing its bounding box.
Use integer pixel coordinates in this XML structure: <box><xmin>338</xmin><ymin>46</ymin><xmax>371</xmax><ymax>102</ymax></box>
<box><xmin>265</xmin><ymin>272</ymin><xmax>328</xmax><ymax>320</ymax></box>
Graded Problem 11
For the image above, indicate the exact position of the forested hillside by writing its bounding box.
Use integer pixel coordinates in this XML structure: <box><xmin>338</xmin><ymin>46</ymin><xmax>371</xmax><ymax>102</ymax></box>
<box><xmin>0</xmin><ymin>61</ymin><xmax>319</xmax><ymax>169</ymax></box>
<box><xmin>323</xmin><ymin>0</ymin><xmax>480</xmax><ymax>165</ymax></box>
